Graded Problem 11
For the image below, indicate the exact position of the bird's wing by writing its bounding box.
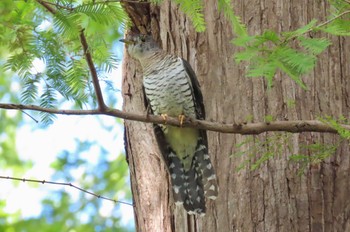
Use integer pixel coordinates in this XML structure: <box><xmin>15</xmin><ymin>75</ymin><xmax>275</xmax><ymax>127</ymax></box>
<box><xmin>181</xmin><ymin>58</ymin><xmax>205</xmax><ymax>120</ymax></box>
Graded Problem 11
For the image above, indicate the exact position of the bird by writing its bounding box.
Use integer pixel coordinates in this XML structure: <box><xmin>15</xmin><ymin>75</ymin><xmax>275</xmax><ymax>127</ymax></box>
<box><xmin>120</xmin><ymin>34</ymin><xmax>218</xmax><ymax>215</ymax></box>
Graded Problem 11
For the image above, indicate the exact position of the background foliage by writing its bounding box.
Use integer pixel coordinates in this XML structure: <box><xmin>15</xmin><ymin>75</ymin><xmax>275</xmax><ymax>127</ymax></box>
<box><xmin>0</xmin><ymin>0</ymin><xmax>132</xmax><ymax>231</ymax></box>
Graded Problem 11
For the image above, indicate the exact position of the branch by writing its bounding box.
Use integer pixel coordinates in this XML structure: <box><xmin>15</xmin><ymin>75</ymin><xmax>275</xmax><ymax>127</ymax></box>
<box><xmin>0</xmin><ymin>175</ymin><xmax>133</xmax><ymax>207</ymax></box>
<box><xmin>79</xmin><ymin>30</ymin><xmax>107</xmax><ymax>110</ymax></box>
<box><xmin>313</xmin><ymin>10</ymin><xmax>350</xmax><ymax>31</ymax></box>
<box><xmin>36</xmin><ymin>0</ymin><xmax>57</xmax><ymax>14</ymax></box>
<box><xmin>37</xmin><ymin>0</ymin><xmax>74</xmax><ymax>11</ymax></box>
<box><xmin>1</xmin><ymin>103</ymin><xmax>349</xmax><ymax>135</ymax></box>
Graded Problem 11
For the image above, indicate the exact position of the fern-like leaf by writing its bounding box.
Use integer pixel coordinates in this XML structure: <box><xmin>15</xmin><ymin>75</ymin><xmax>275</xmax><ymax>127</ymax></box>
<box><xmin>218</xmin><ymin>0</ymin><xmax>247</xmax><ymax>36</ymax></box>
<box><xmin>172</xmin><ymin>0</ymin><xmax>206</xmax><ymax>32</ymax></box>
<box><xmin>298</xmin><ymin>37</ymin><xmax>331</xmax><ymax>55</ymax></box>
<box><xmin>320</xmin><ymin>19</ymin><xmax>350</xmax><ymax>36</ymax></box>
<box><xmin>39</xmin><ymin>85</ymin><xmax>57</xmax><ymax>125</ymax></box>
<box><xmin>21</xmin><ymin>74</ymin><xmax>39</xmax><ymax>104</ymax></box>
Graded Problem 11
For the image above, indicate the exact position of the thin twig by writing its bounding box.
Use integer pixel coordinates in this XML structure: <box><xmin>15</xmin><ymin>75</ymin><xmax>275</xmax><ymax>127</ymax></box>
<box><xmin>38</xmin><ymin>0</ymin><xmax>74</xmax><ymax>11</ymax></box>
<box><xmin>284</xmin><ymin>10</ymin><xmax>350</xmax><ymax>43</ymax></box>
<box><xmin>20</xmin><ymin>110</ymin><xmax>39</xmax><ymax>123</ymax></box>
<box><xmin>0</xmin><ymin>103</ymin><xmax>349</xmax><ymax>135</ymax></box>
<box><xmin>313</xmin><ymin>10</ymin><xmax>350</xmax><ymax>31</ymax></box>
<box><xmin>36</xmin><ymin>0</ymin><xmax>57</xmax><ymax>14</ymax></box>
<box><xmin>0</xmin><ymin>175</ymin><xmax>134</xmax><ymax>207</ymax></box>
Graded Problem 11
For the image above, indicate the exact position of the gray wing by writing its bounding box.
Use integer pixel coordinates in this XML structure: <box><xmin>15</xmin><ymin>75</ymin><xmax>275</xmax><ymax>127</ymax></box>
<box><xmin>181</xmin><ymin>58</ymin><xmax>205</xmax><ymax>120</ymax></box>
<box><xmin>182</xmin><ymin>59</ymin><xmax>218</xmax><ymax>200</ymax></box>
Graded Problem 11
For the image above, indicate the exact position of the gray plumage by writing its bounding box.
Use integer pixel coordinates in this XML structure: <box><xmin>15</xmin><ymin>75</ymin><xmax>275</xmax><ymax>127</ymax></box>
<box><xmin>121</xmin><ymin>34</ymin><xmax>218</xmax><ymax>215</ymax></box>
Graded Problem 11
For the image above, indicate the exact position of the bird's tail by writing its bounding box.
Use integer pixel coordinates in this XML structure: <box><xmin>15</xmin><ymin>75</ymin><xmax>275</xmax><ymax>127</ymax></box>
<box><xmin>154</xmin><ymin>126</ymin><xmax>217</xmax><ymax>215</ymax></box>
<box><xmin>168</xmin><ymin>150</ymin><xmax>206</xmax><ymax>215</ymax></box>
<box><xmin>193</xmin><ymin>136</ymin><xmax>218</xmax><ymax>200</ymax></box>
<box><xmin>169</xmin><ymin>136</ymin><xmax>218</xmax><ymax>215</ymax></box>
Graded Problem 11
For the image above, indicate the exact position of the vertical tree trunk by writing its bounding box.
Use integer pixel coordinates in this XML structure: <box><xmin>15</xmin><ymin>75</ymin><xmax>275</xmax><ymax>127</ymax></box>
<box><xmin>122</xmin><ymin>1</ymin><xmax>350</xmax><ymax>231</ymax></box>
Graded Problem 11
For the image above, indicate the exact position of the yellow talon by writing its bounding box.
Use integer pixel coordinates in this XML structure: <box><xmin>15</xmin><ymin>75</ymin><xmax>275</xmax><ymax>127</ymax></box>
<box><xmin>161</xmin><ymin>114</ymin><xmax>168</xmax><ymax>124</ymax></box>
<box><xmin>178</xmin><ymin>114</ymin><xmax>185</xmax><ymax>127</ymax></box>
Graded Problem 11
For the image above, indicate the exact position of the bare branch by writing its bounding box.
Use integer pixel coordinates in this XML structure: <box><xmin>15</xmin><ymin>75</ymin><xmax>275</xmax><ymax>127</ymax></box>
<box><xmin>79</xmin><ymin>30</ymin><xmax>107</xmax><ymax>110</ymax></box>
<box><xmin>36</xmin><ymin>0</ymin><xmax>57</xmax><ymax>14</ymax></box>
<box><xmin>1</xmin><ymin>103</ymin><xmax>349</xmax><ymax>135</ymax></box>
<box><xmin>0</xmin><ymin>175</ymin><xmax>133</xmax><ymax>207</ymax></box>
<box><xmin>37</xmin><ymin>0</ymin><xmax>74</xmax><ymax>11</ymax></box>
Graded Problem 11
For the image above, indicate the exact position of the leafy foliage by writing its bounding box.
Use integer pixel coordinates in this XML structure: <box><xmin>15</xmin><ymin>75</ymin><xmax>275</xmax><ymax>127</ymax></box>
<box><xmin>289</xmin><ymin>142</ymin><xmax>339</xmax><ymax>175</ymax></box>
<box><xmin>152</xmin><ymin>0</ymin><xmax>206</xmax><ymax>32</ymax></box>
<box><xmin>217</xmin><ymin>0</ymin><xmax>247</xmax><ymax>36</ymax></box>
<box><xmin>233</xmin><ymin>133</ymin><xmax>292</xmax><ymax>171</ymax></box>
<box><xmin>233</xmin><ymin>131</ymin><xmax>344</xmax><ymax>174</ymax></box>
<box><xmin>233</xmin><ymin>27</ymin><xmax>332</xmax><ymax>89</ymax></box>
<box><xmin>319</xmin><ymin>116</ymin><xmax>350</xmax><ymax>139</ymax></box>
<box><xmin>1</xmin><ymin>0</ymin><xmax>127</xmax><ymax>124</ymax></box>
<box><xmin>0</xmin><ymin>0</ymin><xmax>132</xmax><ymax>230</ymax></box>
<box><xmin>231</xmin><ymin>2</ymin><xmax>349</xmax><ymax>88</ymax></box>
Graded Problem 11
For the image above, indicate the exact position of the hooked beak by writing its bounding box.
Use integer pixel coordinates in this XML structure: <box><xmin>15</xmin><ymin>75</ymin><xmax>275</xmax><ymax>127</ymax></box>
<box><xmin>119</xmin><ymin>39</ymin><xmax>134</xmax><ymax>45</ymax></box>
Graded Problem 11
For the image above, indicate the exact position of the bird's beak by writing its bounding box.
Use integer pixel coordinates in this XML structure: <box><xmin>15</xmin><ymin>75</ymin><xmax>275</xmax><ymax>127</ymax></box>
<box><xmin>119</xmin><ymin>39</ymin><xmax>133</xmax><ymax>45</ymax></box>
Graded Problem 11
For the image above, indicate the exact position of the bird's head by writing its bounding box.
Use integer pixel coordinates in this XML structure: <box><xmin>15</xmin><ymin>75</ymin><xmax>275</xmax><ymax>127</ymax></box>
<box><xmin>120</xmin><ymin>34</ymin><xmax>160</xmax><ymax>60</ymax></box>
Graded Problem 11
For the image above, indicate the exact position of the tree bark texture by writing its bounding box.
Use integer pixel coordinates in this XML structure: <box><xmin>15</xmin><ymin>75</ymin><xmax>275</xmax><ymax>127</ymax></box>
<box><xmin>122</xmin><ymin>1</ymin><xmax>350</xmax><ymax>231</ymax></box>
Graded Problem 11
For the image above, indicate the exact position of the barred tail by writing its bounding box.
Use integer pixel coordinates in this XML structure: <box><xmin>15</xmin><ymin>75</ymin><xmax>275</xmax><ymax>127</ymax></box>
<box><xmin>193</xmin><ymin>137</ymin><xmax>218</xmax><ymax>200</ymax></box>
<box><xmin>183</xmin><ymin>166</ymin><xmax>205</xmax><ymax>215</ymax></box>
<box><xmin>154</xmin><ymin>126</ymin><xmax>205</xmax><ymax>213</ymax></box>
<box><xmin>153</xmin><ymin>126</ymin><xmax>216</xmax><ymax>215</ymax></box>
<box><xmin>168</xmin><ymin>151</ymin><xmax>187</xmax><ymax>205</ymax></box>
<box><xmin>168</xmin><ymin>151</ymin><xmax>206</xmax><ymax>215</ymax></box>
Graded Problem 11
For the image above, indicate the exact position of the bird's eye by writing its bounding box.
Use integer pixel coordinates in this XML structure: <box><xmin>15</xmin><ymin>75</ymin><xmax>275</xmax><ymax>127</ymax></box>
<box><xmin>140</xmin><ymin>35</ymin><xmax>146</xmax><ymax>42</ymax></box>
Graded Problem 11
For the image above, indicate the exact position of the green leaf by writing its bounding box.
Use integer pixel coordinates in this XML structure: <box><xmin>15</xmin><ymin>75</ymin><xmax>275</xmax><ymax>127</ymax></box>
<box><xmin>320</xmin><ymin>19</ymin><xmax>350</xmax><ymax>36</ymax></box>
<box><xmin>298</xmin><ymin>37</ymin><xmax>331</xmax><ymax>55</ymax></box>
<box><xmin>172</xmin><ymin>0</ymin><xmax>206</xmax><ymax>32</ymax></box>
<box><xmin>39</xmin><ymin>85</ymin><xmax>57</xmax><ymax>125</ymax></box>
<box><xmin>231</xmin><ymin>35</ymin><xmax>255</xmax><ymax>46</ymax></box>
<box><xmin>247</xmin><ymin>59</ymin><xmax>277</xmax><ymax>88</ymax></box>
<box><xmin>282</xmin><ymin>19</ymin><xmax>318</xmax><ymax>39</ymax></box>
<box><xmin>218</xmin><ymin>0</ymin><xmax>247</xmax><ymax>36</ymax></box>
<box><xmin>260</xmin><ymin>30</ymin><xmax>280</xmax><ymax>43</ymax></box>
<box><xmin>234</xmin><ymin>47</ymin><xmax>259</xmax><ymax>62</ymax></box>
<box><xmin>21</xmin><ymin>75</ymin><xmax>39</xmax><ymax>104</ymax></box>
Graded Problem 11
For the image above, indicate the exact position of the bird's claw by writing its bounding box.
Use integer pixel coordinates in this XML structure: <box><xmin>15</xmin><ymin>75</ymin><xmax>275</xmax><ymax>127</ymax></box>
<box><xmin>178</xmin><ymin>114</ymin><xmax>185</xmax><ymax>127</ymax></box>
<box><xmin>161</xmin><ymin>114</ymin><xmax>168</xmax><ymax>124</ymax></box>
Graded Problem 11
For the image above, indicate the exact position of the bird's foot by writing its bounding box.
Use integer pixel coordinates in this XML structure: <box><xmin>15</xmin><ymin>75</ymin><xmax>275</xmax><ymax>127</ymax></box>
<box><xmin>161</xmin><ymin>114</ymin><xmax>168</xmax><ymax>124</ymax></box>
<box><xmin>178</xmin><ymin>114</ymin><xmax>185</xmax><ymax>127</ymax></box>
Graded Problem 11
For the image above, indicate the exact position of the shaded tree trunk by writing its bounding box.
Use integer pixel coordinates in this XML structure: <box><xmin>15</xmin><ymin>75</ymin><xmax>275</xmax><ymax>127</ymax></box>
<box><xmin>122</xmin><ymin>1</ymin><xmax>350</xmax><ymax>231</ymax></box>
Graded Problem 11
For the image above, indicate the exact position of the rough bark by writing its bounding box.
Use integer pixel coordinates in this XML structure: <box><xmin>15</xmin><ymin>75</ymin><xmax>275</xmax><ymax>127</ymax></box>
<box><xmin>122</xmin><ymin>0</ymin><xmax>350</xmax><ymax>231</ymax></box>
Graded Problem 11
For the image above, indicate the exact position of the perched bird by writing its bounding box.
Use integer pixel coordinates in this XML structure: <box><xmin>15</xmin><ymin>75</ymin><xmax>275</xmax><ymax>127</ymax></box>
<box><xmin>121</xmin><ymin>34</ymin><xmax>218</xmax><ymax>215</ymax></box>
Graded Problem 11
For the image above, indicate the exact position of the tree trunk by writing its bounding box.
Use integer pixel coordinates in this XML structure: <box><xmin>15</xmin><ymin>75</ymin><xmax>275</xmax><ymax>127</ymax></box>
<box><xmin>122</xmin><ymin>1</ymin><xmax>350</xmax><ymax>231</ymax></box>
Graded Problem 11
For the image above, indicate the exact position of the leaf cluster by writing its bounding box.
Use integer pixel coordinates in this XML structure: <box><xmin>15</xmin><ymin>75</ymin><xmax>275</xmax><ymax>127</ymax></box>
<box><xmin>289</xmin><ymin>142</ymin><xmax>338</xmax><ymax>176</ymax></box>
<box><xmin>319</xmin><ymin>115</ymin><xmax>350</xmax><ymax>139</ymax></box>
<box><xmin>233</xmin><ymin>130</ymin><xmax>344</xmax><ymax>174</ymax></box>
<box><xmin>229</xmin><ymin>1</ymin><xmax>349</xmax><ymax>89</ymax></box>
<box><xmin>233</xmin><ymin>133</ymin><xmax>292</xmax><ymax>171</ymax></box>
<box><xmin>0</xmin><ymin>0</ymin><xmax>127</xmax><ymax>124</ymax></box>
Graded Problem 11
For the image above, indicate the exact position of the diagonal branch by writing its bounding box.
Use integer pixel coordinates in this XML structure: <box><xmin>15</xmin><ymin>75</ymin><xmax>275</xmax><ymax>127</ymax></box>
<box><xmin>79</xmin><ymin>30</ymin><xmax>107</xmax><ymax>110</ymax></box>
<box><xmin>36</xmin><ymin>0</ymin><xmax>107</xmax><ymax>111</ymax></box>
<box><xmin>1</xmin><ymin>103</ymin><xmax>349</xmax><ymax>135</ymax></box>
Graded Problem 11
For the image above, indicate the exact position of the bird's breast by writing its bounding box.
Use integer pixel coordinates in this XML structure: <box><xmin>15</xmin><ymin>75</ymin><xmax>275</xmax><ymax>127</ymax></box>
<box><xmin>143</xmin><ymin>60</ymin><xmax>196</xmax><ymax>118</ymax></box>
